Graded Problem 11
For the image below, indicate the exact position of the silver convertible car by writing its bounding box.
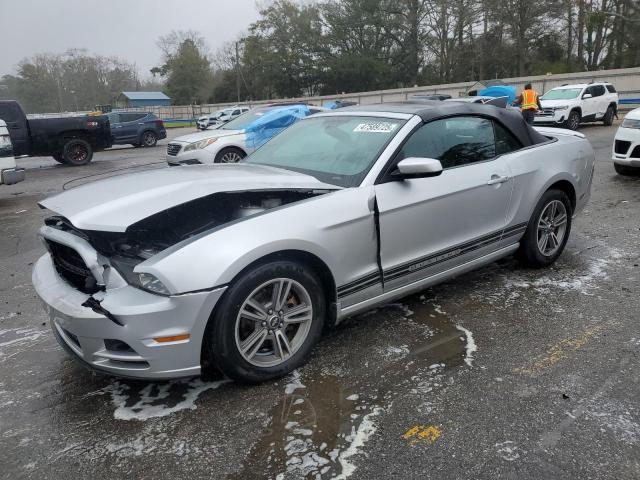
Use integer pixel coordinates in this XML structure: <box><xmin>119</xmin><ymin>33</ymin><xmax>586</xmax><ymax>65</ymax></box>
<box><xmin>33</xmin><ymin>102</ymin><xmax>595</xmax><ymax>382</ymax></box>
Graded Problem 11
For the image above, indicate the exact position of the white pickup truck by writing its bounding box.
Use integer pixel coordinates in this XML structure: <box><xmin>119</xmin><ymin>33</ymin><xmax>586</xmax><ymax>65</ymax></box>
<box><xmin>534</xmin><ymin>82</ymin><xmax>619</xmax><ymax>130</ymax></box>
<box><xmin>0</xmin><ymin>119</ymin><xmax>25</xmax><ymax>186</ymax></box>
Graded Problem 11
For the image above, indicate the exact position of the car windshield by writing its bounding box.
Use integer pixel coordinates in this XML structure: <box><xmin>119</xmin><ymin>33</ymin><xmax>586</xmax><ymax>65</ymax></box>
<box><xmin>245</xmin><ymin>115</ymin><xmax>405</xmax><ymax>187</ymax></box>
<box><xmin>221</xmin><ymin>107</ymin><xmax>292</xmax><ymax>130</ymax></box>
<box><xmin>541</xmin><ymin>88</ymin><xmax>582</xmax><ymax>100</ymax></box>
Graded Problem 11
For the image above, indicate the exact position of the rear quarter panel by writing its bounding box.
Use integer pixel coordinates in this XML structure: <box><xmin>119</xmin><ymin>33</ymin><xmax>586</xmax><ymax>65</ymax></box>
<box><xmin>505</xmin><ymin>133</ymin><xmax>594</xmax><ymax>227</ymax></box>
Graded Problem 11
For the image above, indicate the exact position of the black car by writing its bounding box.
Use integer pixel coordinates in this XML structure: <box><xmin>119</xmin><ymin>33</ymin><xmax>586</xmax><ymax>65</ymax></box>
<box><xmin>0</xmin><ymin>100</ymin><xmax>112</xmax><ymax>166</ymax></box>
<box><xmin>107</xmin><ymin>112</ymin><xmax>167</xmax><ymax>147</ymax></box>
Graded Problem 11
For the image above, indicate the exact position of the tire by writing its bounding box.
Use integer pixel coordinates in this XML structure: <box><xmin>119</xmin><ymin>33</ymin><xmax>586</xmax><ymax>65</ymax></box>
<box><xmin>141</xmin><ymin>131</ymin><xmax>157</xmax><ymax>147</ymax></box>
<box><xmin>215</xmin><ymin>147</ymin><xmax>246</xmax><ymax>163</ymax></box>
<box><xmin>518</xmin><ymin>189</ymin><xmax>572</xmax><ymax>268</ymax></box>
<box><xmin>62</xmin><ymin>139</ymin><xmax>93</xmax><ymax>166</ymax></box>
<box><xmin>204</xmin><ymin>260</ymin><xmax>326</xmax><ymax>384</ymax></box>
<box><xmin>565</xmin><ymin>110</ymin><xmax>581</xmax><ymax>131</ymax></box>
<box><xmin>52</xmin><ymin>153</ymin><xmax>67</xmax><ymax>164</ymax></box>
<box><xmin>614</xmin><ymin>163</ymin><xmax>639</xmax><ymax>176</ymax></box>
<box><xmin>603</xmin><ymin>106</ymin><xmax>615</xmax><ymax>126</ymax></box>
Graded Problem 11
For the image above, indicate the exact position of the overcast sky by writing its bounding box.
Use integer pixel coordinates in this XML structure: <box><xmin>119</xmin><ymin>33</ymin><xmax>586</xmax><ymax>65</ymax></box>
<box><xmin>0</xmin><ymin>0</ymin><xmax>260</xmax><ymax>77</ymax></box>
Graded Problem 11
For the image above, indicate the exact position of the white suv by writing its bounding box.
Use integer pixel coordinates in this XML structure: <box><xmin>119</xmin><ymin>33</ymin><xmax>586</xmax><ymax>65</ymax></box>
<box><xmin>0</xmin><ymin>119</ymin><xmax>25</xmax><ymax>186</ymax></box>
<box><xmin>535</xmin><ymin>83</ymin><xmax>618</xmax><ymax>130</ymax></box>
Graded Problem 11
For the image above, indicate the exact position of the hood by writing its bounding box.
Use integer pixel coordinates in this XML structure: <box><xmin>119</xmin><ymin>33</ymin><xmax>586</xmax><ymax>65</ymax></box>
<box><xmin>624</xmin><ymin>108</ymin><xmax>640</xmax><ymax>121</ymax></box>
<box><xmin>539</xmin><ymin>99</ymin><xmax>577</xmax><ymax>108</ymax></box>
<box><xmin>170</xmin><ymin>128</ymin><xmax>242</xmax><ymax>144</ymax></box>
<box><xmin>39</xmin><ymin>164</ymin><xmax>339</xmax><ymax>232</ymax></box>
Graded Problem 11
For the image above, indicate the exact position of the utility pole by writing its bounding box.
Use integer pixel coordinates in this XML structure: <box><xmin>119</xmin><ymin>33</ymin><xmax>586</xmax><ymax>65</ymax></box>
<box><xmin>235</xmin><ymin>41</ymin><xmax>241</xmax><ymax>104</ymax></box>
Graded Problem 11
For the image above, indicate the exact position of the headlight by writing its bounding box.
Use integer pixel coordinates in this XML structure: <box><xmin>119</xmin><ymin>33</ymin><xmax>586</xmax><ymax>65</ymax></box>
<box><xmin>110</xmin><ymin>258</ymin><xmax>171</xmax><ymax>295</ymax></box>
<box><xmin>622</xmin><ymin>118</ymin><xmax>640</xmax><ymax>129</ymax></box>
<box><xmin>184</xmin><ymin>138</ymin><xmax>218</xmax><ymax>152</ymax></box>
<box><xmin>137</xmin><ymin>273</ymin><xmax>171</xmax><ymax>295</ymax></box>
<box><xmin>554</xmin><ymin>105</ymin><xmax>568</xmax><ymax>111</ymax></box>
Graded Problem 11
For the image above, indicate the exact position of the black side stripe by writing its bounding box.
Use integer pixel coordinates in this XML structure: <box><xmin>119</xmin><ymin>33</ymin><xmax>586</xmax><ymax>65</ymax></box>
<box><xmin>336</xmin><ymin>222</ymin><xmax>528</xmax><ymax>298</ymax></box>
<box><xmin>337</xmin><ymin>271</ymin><xmax>379</xmax><ymax>294</ymax></box>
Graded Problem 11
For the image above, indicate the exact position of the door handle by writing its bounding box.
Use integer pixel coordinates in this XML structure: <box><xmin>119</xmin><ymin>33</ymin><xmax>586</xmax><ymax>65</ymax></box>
<box><xmin>487</xmin><ymin>175</ymin><xmax>510</xmax><ymax>185</ymax></box>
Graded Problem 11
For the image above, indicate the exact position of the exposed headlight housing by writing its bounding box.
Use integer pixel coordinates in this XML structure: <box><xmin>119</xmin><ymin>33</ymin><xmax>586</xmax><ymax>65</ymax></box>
<box><xmin>110</xmin><ymin>258</ymin><xmax>171</xmax><ymax>296</ymax></box>
<box><xmin>184</xmin><ymin>137</ymin><xmax>218</xmax><ymax>152</ymax></box>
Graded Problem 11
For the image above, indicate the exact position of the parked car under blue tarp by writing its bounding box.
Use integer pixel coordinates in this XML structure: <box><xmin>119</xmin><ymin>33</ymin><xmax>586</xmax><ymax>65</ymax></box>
<box><xmin>245</xmin><ymin>105</ymin><xmax>311</xmax><ymax>150</ymax></box>
<box><xmin>478</xmin><ymin>85</ymin><xmax>517</xmax><ymax>105</ymax></box>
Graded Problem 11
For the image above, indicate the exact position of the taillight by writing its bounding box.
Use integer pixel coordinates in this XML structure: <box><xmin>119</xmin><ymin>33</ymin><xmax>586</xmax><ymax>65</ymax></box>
<box><xmin>155</xmin><ymin>120</ymin><xmax>164</xmax><ymax>128</ymax></box>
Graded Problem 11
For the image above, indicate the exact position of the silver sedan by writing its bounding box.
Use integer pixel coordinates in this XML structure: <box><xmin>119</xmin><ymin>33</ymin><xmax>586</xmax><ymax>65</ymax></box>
<box><xmin>33</xmin><ymin>102</ymin><xmax>595</xmax><ymax>382</ymax></box>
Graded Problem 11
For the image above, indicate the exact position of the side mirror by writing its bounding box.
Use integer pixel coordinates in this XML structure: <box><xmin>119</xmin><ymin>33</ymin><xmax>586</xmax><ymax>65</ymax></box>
<box><xmin>393</xmin><ymin>157</ymin><xmax>443</xmax><ymax>180</ymax></box>
<box><xmin>582</xmin><ymin>93</ymin><xmax>593</xmax><ymax>99</ymax></box>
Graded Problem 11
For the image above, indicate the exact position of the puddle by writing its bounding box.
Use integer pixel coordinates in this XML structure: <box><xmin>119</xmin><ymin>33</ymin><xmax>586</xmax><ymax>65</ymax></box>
<box><xmin>232</xmin><ymin>297</ymin><xmax>470</xmax><ymax>479</ymax></box>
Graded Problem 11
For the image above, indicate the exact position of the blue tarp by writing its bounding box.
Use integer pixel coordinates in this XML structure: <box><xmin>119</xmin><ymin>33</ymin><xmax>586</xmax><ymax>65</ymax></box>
<box><xmin>478</xmin><ymin>85</ymin><xmax>517</xmax><ymax>105</ymax></box>
<box><xmin>245</xmin><ymin>105</ymin><xmax>310</xmax><ymax>150</ymax></box>
<box><xmin>323</xmin><ymin>101</ymin><xmax>340</xmax><ymax>109</ymax></box>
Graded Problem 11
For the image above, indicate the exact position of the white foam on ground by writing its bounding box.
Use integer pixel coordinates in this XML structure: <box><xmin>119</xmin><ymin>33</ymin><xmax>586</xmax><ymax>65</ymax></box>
<box><xmin>334</xmin><ymin>407</ymin><xmax>383</xmax><ymax>479</ymax></box>
<box><xmin>455</xmin><ymin>325</ymin><xmax>477</xmax><ymax>367</ymax></box>
<box><xmin>284</xmin><ymin>370</ymin><xmax>305</xmax><ymax>395</ymax></box>
<box><xmin>108</xmin><ymin>378</ymin><xmax>228</xmax><ymax>421</ymax></box>
<box><xmin>495</xmin><ymin>441</ymin><xmax>525</xmax><ymax>461</ymax></box>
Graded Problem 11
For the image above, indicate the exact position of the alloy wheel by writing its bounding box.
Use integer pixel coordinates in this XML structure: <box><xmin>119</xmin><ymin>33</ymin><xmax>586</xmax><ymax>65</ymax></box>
<box><xmin>220</xmin><ymin>151</ymin><xmax>243</xmax><ymax>163</ymax></box>
<box><xmin>143</xmin><ymin>132</ymin><xmax>156</xmax><ymax>146</ymax></box>
<box><xmin>536</xmin><ymin>200</ymin><xmax>568</xmax><ymax>256</ymax></box>
<box><xmin>234</xmin><ymin>278</ymin><xmax>313</xmax><ymax>367</ymax></box>
<box><xmin>69</xmin><ymin>144</ymin><xmax>88</xmax><ymax>163</ymax></box>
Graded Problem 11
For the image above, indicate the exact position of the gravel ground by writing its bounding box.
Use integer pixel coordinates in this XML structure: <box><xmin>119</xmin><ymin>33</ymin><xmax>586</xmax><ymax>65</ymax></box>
<box><xmin>0</xmin><ymin>123</ymin><xmax>638</xmax><ymax>480</ymax></box>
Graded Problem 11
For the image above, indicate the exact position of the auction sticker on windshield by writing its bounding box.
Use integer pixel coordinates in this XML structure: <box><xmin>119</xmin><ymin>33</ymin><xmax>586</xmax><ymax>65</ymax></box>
<box><xmin>354</xmin><ymin>122</ymin><xmax>399</xmax><ymax>133</ymax></box>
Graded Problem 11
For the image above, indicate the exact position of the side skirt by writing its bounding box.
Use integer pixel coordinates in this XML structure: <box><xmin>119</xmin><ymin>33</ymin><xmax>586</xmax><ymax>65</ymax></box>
<box><xmin>336</xmin><ymin>243</ymin><xmax>519</xmax><ymax>321</ymax></box>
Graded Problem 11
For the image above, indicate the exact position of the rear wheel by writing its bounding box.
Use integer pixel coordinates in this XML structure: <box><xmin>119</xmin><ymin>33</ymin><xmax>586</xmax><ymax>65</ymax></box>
<box><xmin>603</xmin><ymin>106</ymin><xmax>615</xmax><ymax>126</ymax></box>
<box><xmin>62</xmin><ymin>139</ymin><xmax>93</xmax><ymax>166</ymax></box>
<box><xmin>565</xmin><ymin>110</ymin><xmax>581</xmax><ymax>131</ymax></box>
<box><xmin>518</xmin><ymin>189</ymin><xmax>572</xmax><ymax>268</ymax></box>
<box><xmin>141</xmin><ymin>131</ymin><xmax>157</xmax><ymax>147</ymax></box>
<box><xmin>215</xmin><ymin>147</ymin><xmax>246</xmax><ymax>163</ymax></box>
<box><xmin>204</xmin><ymin>260</ymin><xmax>325</xmax><ymax>383</ymax></box>
<box><xmin>614</xmin><ymin>163</ymin><xmax>639</xmax><ymax>176</ymax></box>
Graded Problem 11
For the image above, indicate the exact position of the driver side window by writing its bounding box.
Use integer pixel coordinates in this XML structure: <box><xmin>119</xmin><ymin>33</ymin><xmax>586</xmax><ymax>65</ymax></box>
<box><xmin>398</xmin><ymin>116</ymin><xmax>496</xmax><ymax>169</ymax></box>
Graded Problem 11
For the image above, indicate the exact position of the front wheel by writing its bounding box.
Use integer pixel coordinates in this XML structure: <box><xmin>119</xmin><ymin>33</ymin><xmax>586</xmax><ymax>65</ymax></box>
<box><xmin>215</xmin><ymin>147</ymin><xmax>246</xmax><ymax>163</ymax></box>
<box><xmin>62</xmin><ymin>139</ymin><xmax>93</xmax><ymax>166</ymax></box>
<box><xmin>603</xmin><ymin>106</ymin><xmax>615</xmax><ymax>126</ymax></box>
<box><xmin>204</xmin><ymin>261</ymin><xmax>326</xmax><ymax>383</ymax></box>
<box><xmin>518</xmin><ymin>189</ymin><xmax>572</xmax><ymax>268</ymax></box>
<box><xmin>565</xmin><ymin>111</ymin><xmax>581</xmax><ymax>131</ymax></box>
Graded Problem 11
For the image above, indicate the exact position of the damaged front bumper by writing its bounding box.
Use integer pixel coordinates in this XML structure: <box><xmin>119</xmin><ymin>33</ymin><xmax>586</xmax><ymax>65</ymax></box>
<box><xmin>32</xmin><ymin>253</ymin><xmax>226</xmax><ymax>380</ymax></box>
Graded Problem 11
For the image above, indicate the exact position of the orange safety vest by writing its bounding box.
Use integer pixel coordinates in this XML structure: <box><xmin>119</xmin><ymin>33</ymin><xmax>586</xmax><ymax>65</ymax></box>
<box><xmin>521</xmin><ymin>89</ymin><xmax>539</xmax><ymax>111</ymax></box>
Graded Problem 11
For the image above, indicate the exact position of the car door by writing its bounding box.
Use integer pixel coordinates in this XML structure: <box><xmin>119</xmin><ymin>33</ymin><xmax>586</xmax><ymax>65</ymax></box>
<box><xmin>107</xmin><ymin>113</ymin><xmax>122</xmax><ymax>141</ymax></box>
<box><xmin>374</xmin><ymin>116</ymin><xmax>514</xmax><ymax>291</ymax></box>
<box><xmin>117</xmin><ymin>113</ymin><xmax>145</xmax><ymax>142</ymax></box>
<box><xmin>581</xmin><ymin>86</ymin><xmax>598</xmax><ymax>119</ymax></box>
<box><xmin>591</xmin><ymin>85</ymin><xmax>608</xmax><ymax>119</ymax></box>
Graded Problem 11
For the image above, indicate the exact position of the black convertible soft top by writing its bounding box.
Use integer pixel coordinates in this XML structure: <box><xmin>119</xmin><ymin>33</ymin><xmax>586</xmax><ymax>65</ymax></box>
<box><xmin>341</xmin><ymin>101</ymin><xmax>549</xmax><ymax>147</ymax></box>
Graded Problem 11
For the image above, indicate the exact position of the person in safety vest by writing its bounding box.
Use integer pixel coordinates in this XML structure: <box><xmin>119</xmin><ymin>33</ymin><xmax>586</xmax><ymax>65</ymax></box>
<box><xmin>514</xmin><ymin>83</ymin><xmax>542</xmax><ymax>125</ymax></box>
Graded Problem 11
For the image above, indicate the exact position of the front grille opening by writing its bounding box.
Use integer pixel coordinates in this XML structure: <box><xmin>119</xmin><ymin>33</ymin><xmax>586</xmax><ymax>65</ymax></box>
<box><xmin>106</xmin><ymin>359</ymin><xmax>150</xmax><ymax>369</ymax></box>
<box><xmin>631</xmin><ymin>146</ymin><xmax>640</xmax><ymax>158</ymax></box>
<box><xmin>62</xmin><ymin>328</ymin><xmax>80</xmax><ymax>348</ymax></box>
<box><xmin>104</xmin><ymin>339</ymin><xmax>136</xmax><ymax>353</ymax></box>
<box><xmin>615</xmin><ymin>140</ymin><xmax>631</xmax><ymax>155</ymax></box>
<box><xmin>47</xmin><ymin>240</ymin><xmax>101</xmax><ymax>294</ymax></box>
<box><xmin>166</xmin><ymin>143</ymin><xmax>181</xmax><ymax>156</ymax></box>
